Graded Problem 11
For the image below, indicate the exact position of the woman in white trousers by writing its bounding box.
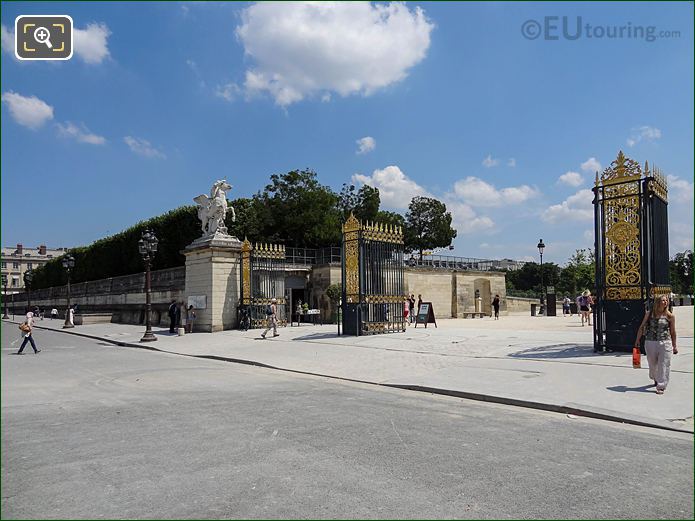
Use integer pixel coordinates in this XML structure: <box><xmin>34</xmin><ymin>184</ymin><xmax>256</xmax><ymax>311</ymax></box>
<box><xmin>634</xmin><ymin>295</ymin><xmax>678</xmax><ymax>394</ymax></box>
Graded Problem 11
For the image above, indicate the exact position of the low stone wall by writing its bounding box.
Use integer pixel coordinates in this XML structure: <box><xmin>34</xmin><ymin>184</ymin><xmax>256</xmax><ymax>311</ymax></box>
<box><xmin>7</xmin><ymin>267</ymin><xmax>185</xmax><ymax>327</ymax></box>
<box><xmin>507</xmin><ymin>296</ymin><xmax>565</xmax><ymax>314</ymax></box>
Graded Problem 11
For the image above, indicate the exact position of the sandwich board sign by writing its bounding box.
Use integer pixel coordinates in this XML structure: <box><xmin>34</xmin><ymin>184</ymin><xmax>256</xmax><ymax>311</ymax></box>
<box><xmin>415</xmin><ymin>302</ymin><xmax>437</xmax><ymax>328</ymax></box>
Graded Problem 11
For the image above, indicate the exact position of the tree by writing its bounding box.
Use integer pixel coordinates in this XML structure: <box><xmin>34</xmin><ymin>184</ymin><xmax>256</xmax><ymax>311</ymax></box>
<box><xmin>670</xmin><ymin>250</ymin><xmax>693</xmax><ymax>295</ymax></box>
<box><xmin>558</xmin><ymin>249</ymin><xmax>595</xmax><ymax>297</ymax></box>
<box><xmin>256</xmin><ymin>169</ymin><xmax>342</xmax><ymax>247</ymax></box>
<box><xmin>403</xmin><ymin>197</ymin><xmax>457</xmax><ymax>259</ymax></box>
<box><xmin>337</xmin><ymin>184</ymin><xmax>380</xmax><ymax>222</ymax></box>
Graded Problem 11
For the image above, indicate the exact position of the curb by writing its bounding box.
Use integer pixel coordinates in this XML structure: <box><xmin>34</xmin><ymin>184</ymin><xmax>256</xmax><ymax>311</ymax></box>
<box><xmin>10</xmin><ymin>320</ymin><xmax>694</xmax><ymax>435</ymax></box>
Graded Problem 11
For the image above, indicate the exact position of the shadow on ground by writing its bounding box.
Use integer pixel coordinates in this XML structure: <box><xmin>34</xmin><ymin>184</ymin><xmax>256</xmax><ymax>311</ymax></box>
<box><xmin>607</xmin><ymin>384</ymin><xmax>655</xmax><ymax>394</ymax></box>
<box><xmin>508</xmin><ymin>343</ymin><xmax>601</xmax><ymax>359</ymax></box>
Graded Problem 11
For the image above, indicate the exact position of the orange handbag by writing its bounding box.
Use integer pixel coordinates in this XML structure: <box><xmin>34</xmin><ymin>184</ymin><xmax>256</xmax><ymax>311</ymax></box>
<box><xmin>632</xmin><ymin>346</ymin><xmax>641</xmax><ymax>369</ymax></box>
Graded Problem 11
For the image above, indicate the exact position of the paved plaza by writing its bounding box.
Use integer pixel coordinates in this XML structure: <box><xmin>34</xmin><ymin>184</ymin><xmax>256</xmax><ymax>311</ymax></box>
<box><xmin>2</xmin><ymin>324</ymin><xmax>693</xmax><ymax>519</ymax></box>
<box><xmin>4</xmin><ymin>307</ymin><xmax>693</xmax><ymax>433</ymax></box>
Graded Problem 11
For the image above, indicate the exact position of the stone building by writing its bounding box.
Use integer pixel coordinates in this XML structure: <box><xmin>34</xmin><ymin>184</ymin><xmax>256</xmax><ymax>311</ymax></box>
<box><xmin>1</xmin><ymin>244</ymin><xmax>69</xmax><ymax>293</ymax></box>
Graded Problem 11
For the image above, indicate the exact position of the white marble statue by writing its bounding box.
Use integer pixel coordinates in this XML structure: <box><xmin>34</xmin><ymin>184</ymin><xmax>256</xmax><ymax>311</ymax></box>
<box><xmin>193</xmin><ymin>180</ymin><xmax>236</xmax><ymax>237</ymax></box>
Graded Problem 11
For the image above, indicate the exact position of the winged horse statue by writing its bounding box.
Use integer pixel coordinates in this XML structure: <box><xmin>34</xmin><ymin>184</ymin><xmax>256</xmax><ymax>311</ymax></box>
<box><xmin>193</xmin><ymin>180</ymin><xmax>236</xmax><ymax>237</ymax></box>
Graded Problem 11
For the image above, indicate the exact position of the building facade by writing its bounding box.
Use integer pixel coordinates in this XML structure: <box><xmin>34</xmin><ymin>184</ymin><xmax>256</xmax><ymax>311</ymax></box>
<box><xmin>1</xmin><ymin>244</ymin><xmax>68</xmax><ymax>293</ymax></box>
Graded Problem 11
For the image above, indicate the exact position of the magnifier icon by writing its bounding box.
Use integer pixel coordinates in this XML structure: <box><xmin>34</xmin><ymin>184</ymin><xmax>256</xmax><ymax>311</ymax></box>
<box><xmin>33</xmin><ymin>26</ymin><xmax>53</xmax><ymax>49</ymax></box>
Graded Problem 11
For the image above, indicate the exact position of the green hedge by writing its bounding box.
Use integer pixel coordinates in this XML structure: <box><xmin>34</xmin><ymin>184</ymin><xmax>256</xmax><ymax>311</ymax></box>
<box><xmin>31</xmin><ymin>206</ymin><xmax>200</xmax><ymax>289</ymax></box>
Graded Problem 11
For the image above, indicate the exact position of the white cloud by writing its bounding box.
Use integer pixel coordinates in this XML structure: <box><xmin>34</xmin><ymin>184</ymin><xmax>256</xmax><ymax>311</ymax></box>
<box><xmin>215</xmin><ymin>82</ymin><xmax>241</xmax><ymax>102</ymax></box>
<box><xmin>352</xmin><ymin>165</ymin><xmax>429</xmax><ymax>209</ymax></box>
<box><xmin>123</xmin><ymin>136</ymin><xmax>166</xmax><ymax>159</ymax></box>
<box><xmin>235</xmin><ymin>1</ymin><xmax>434</xmax><ymax>106</ymax></box>
<box><xmin>73</xmin><ymin>23</ymin><xmax>111</xmax><ymax>64</ymax></box>
<box><xmin>355</xmin><ymin>136</ymin><xmax>375</xmax><ymax>155</ymax></box>
<box><xmin>452</xmin><ymin>177</ymin><xmax>539</xmax><ymax>207</ymax></box>
<box><xmin>444</xmin><ymin>200</ymin><xmax>495</xmax><ymax>234</ymax></box>
<box><xmin>580</xmin><ymin>157</ymin><xmax>602</xmax><ymax>174</ymax></box>
<box><xmin>558</xmin><ymin>171</ymin><xmax>583</xmax><ymax>187</ymax></box>
<box><xmin>56</xmin><ymin>121</ymin><xmax>106</xmax><ymax>145</ymax></box>
<box><xmin>507</xmin><ymin>158</ymin><xmax>516</xmax><ymax>167</ymax></box>
<box><xmin>1</xmin><ymin>91</ymin><xmax>54</xmax><ymax>129</ymax></box>
<box><xmin>670</xmin><ymin>222</ymin><xmax>694</xmax><ymax>253</ymax></box>
<box><xmin>482</xmin><ymin>154</ymin><xmax>499</xmax><ymax>168</ymax></box>
<box><xmin>667</xmin><ymin>175</ymin><xmax>694</xmax><ymax>204</ymax></box>
<box><xmin>627</xmin><ymin>126</ymin><xmax>661</xmax><ymax>147</ymax></box>
<box><xmin>2</xmin><ymin>24</ymin><xmax>15</xmax><ymax>56</ymax></box>
<box><xmin>542</xmin><ymin>189</ymin><xmax>594</xmax><ymax>224</ymax></box>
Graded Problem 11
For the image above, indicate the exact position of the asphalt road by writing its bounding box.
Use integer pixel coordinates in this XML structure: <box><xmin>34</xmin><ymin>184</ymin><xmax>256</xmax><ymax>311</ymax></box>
<box><xmin>2</xmin><ymin>327</ymin><xmax>693</xmax><ymax>519</ymax></box>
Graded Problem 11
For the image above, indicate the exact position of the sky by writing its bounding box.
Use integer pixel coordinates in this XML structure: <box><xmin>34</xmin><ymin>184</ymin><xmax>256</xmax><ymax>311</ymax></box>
<box><xmin>1</xmin><ymin>1</ymin><xmax>693</xmax><ymax>264</ymax></box>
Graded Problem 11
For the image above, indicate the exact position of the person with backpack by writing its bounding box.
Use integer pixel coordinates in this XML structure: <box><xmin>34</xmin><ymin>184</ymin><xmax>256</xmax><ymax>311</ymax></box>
<box><xmin>261</xmin><ymin>297</ymin><xmax>279</xmax><ymax>339</ymax></box>
<box><xmin>17</xmin><ymin>311</ymin><xmax>40</xmax><ymax>354</ymax></box>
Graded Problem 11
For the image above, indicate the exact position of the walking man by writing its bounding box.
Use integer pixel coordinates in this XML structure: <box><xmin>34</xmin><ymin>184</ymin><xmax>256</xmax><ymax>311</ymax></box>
<box><xmin>261</xmin><ymin>297</ymin><xmax>279</xmax><ymax>339</ymax></box>
<box><xmin>17</xmin><ymin>312</ymin><xmax>40</xmax><ymax>354</ymax></box>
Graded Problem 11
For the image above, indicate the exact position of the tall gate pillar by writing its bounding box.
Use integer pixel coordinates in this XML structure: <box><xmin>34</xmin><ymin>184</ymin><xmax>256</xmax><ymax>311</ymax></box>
<box><xmin>183</xmin><ymin>235</ymin><xmax>243</xmax><ymax>332</ymax></box>
<box><xmin>593</xmin><ymin>151</ymin><xmax>670</xmax><ymax>352</ymax></box>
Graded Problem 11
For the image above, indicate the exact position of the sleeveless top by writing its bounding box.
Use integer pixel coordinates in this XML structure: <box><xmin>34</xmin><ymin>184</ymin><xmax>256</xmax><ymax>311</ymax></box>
<box><xmin>645</xmin><ymin>314</ymin><xmax>671</xmax><ymax>342</ymax></box>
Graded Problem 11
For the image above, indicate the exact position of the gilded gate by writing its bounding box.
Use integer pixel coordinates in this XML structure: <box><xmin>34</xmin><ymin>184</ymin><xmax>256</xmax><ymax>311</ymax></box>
<box><xmin>240</xmin><ymin>239</ymin><xmax>287</xmax><ymax>328</ymax></box>
<box><xmin>593</xmin><ymin>151</ymin><xmax>670</xmax><ymax>352</ymax></box>
<box><xmin>341</xmin><ymin>213</ymin><xmax>406</xmax><ymax>336</ymax></box>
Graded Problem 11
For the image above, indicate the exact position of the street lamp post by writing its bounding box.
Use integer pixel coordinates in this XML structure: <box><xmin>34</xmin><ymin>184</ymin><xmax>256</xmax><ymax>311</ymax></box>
<box><xmin>2</xmin><ymin>275</ymin><xmax>8</xmax><ymax>319</ymax></box>
<box><xmin>62</xmin><ymin>254</ymin><xmax>75</xmax><ymax>328</ymax></box>
<box><xmin>23</xmin><ymin>269</ymin><xmax>33</xmax><ymax>313</ymax></box>
<box><xmin>537</xmin><ymin>239</ymin><xmax>546</xmax><ymax>316</ymax></box>
<box><xmin>139</xmin><ymin>229</ymin><xmax>159</xmax><ymax>342</ymax></box>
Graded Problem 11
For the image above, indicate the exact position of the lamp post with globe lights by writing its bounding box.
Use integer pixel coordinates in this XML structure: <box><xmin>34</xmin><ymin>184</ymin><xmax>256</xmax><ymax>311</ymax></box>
<box><xmin>23</xmin><ymin>269</ymin><xmax>33</xmax><ymax>312</ymax></box>
<box><xmin>139</xmin><ymin>229</ymin><xmax>159</xmax><ymax>342</ymax></box>
<box><xmin>537</xmin><ymin>239</ymin><xmax>546</xmax><ymax>315</ymax></box>
<box><xmin>62</xmin><ymin>254</ymin><xmax>75</xmax><ymax>328</ymax></box>
<box><xmin>2</xmin><ymin>275</ymin><xmax>9</xmax><ymax>319</ymax></box>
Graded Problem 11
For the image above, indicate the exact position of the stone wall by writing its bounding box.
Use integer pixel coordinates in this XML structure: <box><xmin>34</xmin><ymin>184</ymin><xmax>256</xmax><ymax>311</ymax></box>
<box><xmin>6</xmin><ymin>267</ymin><xmax>185</xmax><ymax>326</ymax></box>
<box><xmin>305</xmin><ymin>265</ymin><xmax>507</xmax><ymax>320</ymax></box>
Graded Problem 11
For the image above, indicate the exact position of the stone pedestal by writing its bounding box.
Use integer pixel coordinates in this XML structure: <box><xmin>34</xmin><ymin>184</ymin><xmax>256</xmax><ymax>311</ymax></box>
<box><xmin>183</xmin><ymin>234</ymin><xmax>242</xmax><ymax>332</ymax></box>
<box><xmin>475</xmin><ymin>297</ymin><xmax>482</xmax><ymax>313</ymax></box>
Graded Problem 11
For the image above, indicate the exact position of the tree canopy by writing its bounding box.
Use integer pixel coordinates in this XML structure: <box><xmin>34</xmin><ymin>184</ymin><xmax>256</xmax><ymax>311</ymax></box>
<box><xmin>403</xmin><ymin>197</ymin><xmax>457</xmax><ymax>258</ymax></box>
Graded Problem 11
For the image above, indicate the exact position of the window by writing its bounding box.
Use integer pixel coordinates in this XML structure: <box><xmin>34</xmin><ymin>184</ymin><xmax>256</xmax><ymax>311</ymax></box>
<box><xmin>1</xmin><ymin>262</ymin><xmax>5</xmax><ymax>269</ymax></box>
<box><xmin>27</xmin><ymin>263</ymin><xmax>33</xmax><ymax>269</ymax></box>
<box><xmin>11</xmin><ymin>278</ymin><xmax>17</xmax><ymax>287</ymax></box>
<box><xmin>12</xmin><ymin>262</ymin><xmax>19</xmax><ymax>269</ymax></box>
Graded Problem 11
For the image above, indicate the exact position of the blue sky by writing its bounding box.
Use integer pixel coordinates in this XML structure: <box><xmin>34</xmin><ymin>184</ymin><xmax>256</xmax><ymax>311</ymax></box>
<box><xmin>2</xmin><ymin>1</ymin><xmax>693</xmax><ymax>264</ymax></box>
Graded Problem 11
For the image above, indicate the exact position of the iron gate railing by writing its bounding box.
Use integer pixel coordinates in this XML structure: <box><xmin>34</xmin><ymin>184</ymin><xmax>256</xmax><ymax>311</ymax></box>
<box><xmin>341</xmin><ymin>214</ymin><xmax>406</xmax><ymax>335</ymax></box>
<box><xmin>593</xmin><ymin>151</ymin><xmax>670</xmax><ymax>352</ymax></box>
<box><xmin>240</xmin><ymin>240</ymin><xmax>287</xmax><ymax>328</ymax></box>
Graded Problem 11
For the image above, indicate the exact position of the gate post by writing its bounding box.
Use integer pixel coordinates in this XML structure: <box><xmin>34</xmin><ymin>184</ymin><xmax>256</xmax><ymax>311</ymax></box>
<box><xmin>341</xmin><ymin>214</ymin><xmax>362</xmax><ymax>335</ymax></box>
<box><xmin>183</xmin><ymin>235</ymin><xmax>243</xmax><ymax>332</ymax></box>
<box><xmin>593</xmin><ymin>151</ymin><xmax>670</xmax><ymax>352</ymax></box>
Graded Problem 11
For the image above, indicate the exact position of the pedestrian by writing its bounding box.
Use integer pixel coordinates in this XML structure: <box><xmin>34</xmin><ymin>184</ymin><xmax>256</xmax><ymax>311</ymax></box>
<box><xmin>175</xmin><ymin>301</ymin><xmax>183</xmax><ymax>331</ymax></box>
<box><xmin>492</xmin><ymin>294</ymin><xmax>500</xmax><ymax>320</ymax></box>
<box><xmin>50</xmin><ymin>307</ymin><xmax>58</xmax><ymax>320</ymax></box>
<box><xmin>186</xmin><ymin>305</ymin><xmax>196</xmax><ymax>333</ymax></box>
<box><xmin>261</xmin><ymin>297</ymin><xmax>279</xmax><ymax>339</ymax></box>
<box><xmin>168</xmin><ymin>299</ymin><xmax>177</xmax><ymax>333</ymax></box>
<box><xmin>17</xmin><ymin>312</ymin><xmax>40</xmax><ymax>354</ymax></box>
<box><xmin>562</xmin><ymin>296</ymin><xmax>571</xmax><ymax>316</ymax></box>
<box><xmin>403</xmin><ymin>296</ymin><xmax>410</xmax><ymax>326</ymax></box>
<box><xmin>408</xmin><ymin>294</ymin><xmax>415</xmax><ymax>323</ymax></box>
<box><xmin>66</xmin><ymin>305</ymin><xmax>75</xmax><ymax>327</ymax></box>
<box><xmin>578</xmin><ymin>290</ymin><xmax>591</xmax><ymax>326</ymax></box>
<box><xmin>417</xmin><ymin>294</ymin><xmax>423</xmax><ymax>313</ymax></box>
<box><xmin>634</xmin><ymin>294</ymin><xmax>678</xmax><ymax>394</ymax></box>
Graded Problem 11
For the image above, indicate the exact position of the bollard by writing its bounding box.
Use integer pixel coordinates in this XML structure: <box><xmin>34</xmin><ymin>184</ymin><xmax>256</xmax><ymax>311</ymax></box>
<box><xmin>531</xmin><ymin>304</ymin><xmax>537</xmax><ymax>316</ymax></box>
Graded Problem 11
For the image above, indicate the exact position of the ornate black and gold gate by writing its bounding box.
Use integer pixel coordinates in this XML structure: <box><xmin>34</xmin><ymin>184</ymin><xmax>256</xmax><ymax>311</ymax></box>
<box><xmin>341</xmin><ymin>214</ymin><xmax>406</xmax><ymax>335</ymax></box>
<box><xmin>240</xmin><ymin>239</ymin><xmax>287</xmax><ymax>328</ymax></box>
<box><xmin>593</xmin><ymin>151</ymin><xmax>670</xmax><ymax>352</ymax></box>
